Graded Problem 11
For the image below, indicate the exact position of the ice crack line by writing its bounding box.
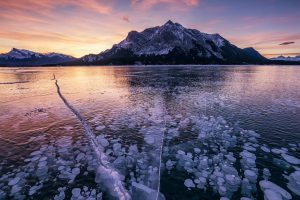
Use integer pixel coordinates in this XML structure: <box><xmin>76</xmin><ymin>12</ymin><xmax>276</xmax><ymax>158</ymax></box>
<box><xmin>155</xmin><ymin>100</ymin><xmax>166</xmax><ymax>200</ymax></box>
<box><xmin>54</xmin><ymin>77</ymin><xmax>131</xmax><ymax>200</ymax></box>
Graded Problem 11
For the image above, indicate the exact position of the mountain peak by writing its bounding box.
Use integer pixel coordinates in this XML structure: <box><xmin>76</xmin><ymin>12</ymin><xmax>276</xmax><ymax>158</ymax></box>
<box><xmin>165</xmin><ymin>20</ymin><xmax>175</xmax><ymax>25</ymax></box>
<box><xmin>163</xmin><ymin>20</ymin><xmax>183</xmax><ymax>28</ymax></box>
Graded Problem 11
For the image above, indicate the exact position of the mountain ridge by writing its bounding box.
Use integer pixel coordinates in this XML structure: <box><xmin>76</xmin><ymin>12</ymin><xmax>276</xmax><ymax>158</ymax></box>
<box><xmin>1</xmin><ymin>21</ymin><xmax>300</xmax><ymax>66</ymax></box>
<box><xmin>270</xmin><ymin>55</ymin><xmax>300</xmax><ymax>62</ymax></box>
<box><xmin>79</xmin><ymin>20</ymin><xmax>268</xmax><ymax>65</ymax></box>
<box><xmin>0</xmin><ymin>48</ymin><xmax>76</xmax><ymax>66</ymax></box>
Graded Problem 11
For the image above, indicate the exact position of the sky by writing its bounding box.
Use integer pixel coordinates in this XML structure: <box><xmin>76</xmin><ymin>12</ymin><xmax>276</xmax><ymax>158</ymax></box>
<box><xmin>0</xmin><ymin>0</ymin><xmax>299</xmax><ymax>58</ymax></box>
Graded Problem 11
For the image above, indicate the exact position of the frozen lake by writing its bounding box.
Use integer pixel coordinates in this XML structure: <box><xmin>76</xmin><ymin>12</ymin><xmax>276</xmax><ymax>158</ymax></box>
<box><xmin>0</xmin><ymin>66</ymin><xmax>300</xmax><ymax>200</ymax></box>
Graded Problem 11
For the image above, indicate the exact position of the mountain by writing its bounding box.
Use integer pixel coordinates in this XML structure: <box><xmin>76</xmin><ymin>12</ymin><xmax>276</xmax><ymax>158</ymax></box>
<box><xmin>270</xmin><ymin>55</ymin><xmax>300</xmax><ymax>62</ymax></box>
<box><xmin>79</xmin><ymin>20</ymin><xmax>267</xmax><ymax>65</ymax></box>
<box><xmin>0</xmin><ymin>48</ymin><xmax>77</xmax><ymax>66</ymax></box>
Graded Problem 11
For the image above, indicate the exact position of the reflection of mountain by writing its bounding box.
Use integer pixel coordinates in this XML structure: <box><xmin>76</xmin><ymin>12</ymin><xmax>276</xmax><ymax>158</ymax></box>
<box><xmin>0</xmin><ymin>48</ymin><xmax>77</xmax><ymax>66</ymax></box>
<box><xmin>79</xmin><ymin>20</ymin><xmax>268</xmax><ymax>65</ymax></box>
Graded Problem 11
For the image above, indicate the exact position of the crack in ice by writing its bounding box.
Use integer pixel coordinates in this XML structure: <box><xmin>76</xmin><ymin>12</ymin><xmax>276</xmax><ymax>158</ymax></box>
<box><xmin>54</xmin><ymin>78</ymin><xmax>131</xmax><ymax>200</ymax></box>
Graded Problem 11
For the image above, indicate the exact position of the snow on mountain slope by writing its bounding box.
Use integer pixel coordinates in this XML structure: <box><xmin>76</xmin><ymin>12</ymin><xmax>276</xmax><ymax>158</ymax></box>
<box><xmin>115</xmin><ymin>20</ymin><xmax>225</xmax><ymax>58</ymax></box>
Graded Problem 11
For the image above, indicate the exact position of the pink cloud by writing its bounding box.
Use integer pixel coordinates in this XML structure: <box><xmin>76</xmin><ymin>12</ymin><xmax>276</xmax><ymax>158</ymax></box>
<box><xmin>131</xmin><ymin>0</ymin><xmax>200</xmax><ymax>11</ymax></box>
<box><xmin>0</xmin><ymin>0</ymin><xmax>112</xmax><ymax>17</ymax></box>
<box><xmin>122</xmin><ymin>15</ymin><xmax>130</xmax><ymax>22</ymax></box>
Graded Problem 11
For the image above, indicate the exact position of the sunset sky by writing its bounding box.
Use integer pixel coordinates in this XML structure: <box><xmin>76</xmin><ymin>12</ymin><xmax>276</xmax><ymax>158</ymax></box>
<box><xmin>0</xmin><ymin>0</ymin><xmax>299</xmax><ymax>58</ymax></box>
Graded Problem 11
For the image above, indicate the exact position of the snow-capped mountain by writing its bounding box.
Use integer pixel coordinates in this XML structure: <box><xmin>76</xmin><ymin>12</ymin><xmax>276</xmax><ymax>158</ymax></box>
<box><xmin>80</xmin><ymin>20</ymin><xmax>267</xmax><ymax>65</ymax></box>
<box><xmin>270</xmin><ymin>55</ymin><xmax>300</xmax><ymax>62</ymax></box>
<box><xmin>0</xmin><ymin>48</ymin><xmax>77</xmax><ymax>66</ymax></box>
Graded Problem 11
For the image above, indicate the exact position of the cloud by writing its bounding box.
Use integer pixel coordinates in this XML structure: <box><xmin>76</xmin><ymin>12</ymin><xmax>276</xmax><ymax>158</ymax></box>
<box><xmin>0</xmin><ymin>0</ymin><xmax>112</xmax><ymax>18</ymax></box>
<box><xmin>130</xmin><ymin>0</ymin><xmax>200</xmax><ymax>10</ymax></box>
<box><xmin>122</xmin><ymin>15</ymin><xmax>130</xmax><ymax>22</ymax></box>
<box><xmin>279</xmin><ymin>41</ymin><xmax>295</xmax><ymax>45</ymax></box>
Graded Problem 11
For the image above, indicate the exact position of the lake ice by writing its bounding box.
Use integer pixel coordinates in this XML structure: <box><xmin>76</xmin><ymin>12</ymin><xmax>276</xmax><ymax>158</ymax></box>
<box><xmin>0</xmin><ymin>66</ymin><xmax>300</xmax><ymax>200</ymax></box>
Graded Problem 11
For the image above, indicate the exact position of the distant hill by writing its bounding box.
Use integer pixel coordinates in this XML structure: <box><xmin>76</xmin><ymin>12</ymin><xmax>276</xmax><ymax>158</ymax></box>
<box><xmin>0</xmin><ymin>48</ymin><xmax>77</xmax><ymax>66</ymax></box>
<box><xmin>270</xmin><ymin>55</ymin><xmax>300</xmax><ymax>62</ymax></box>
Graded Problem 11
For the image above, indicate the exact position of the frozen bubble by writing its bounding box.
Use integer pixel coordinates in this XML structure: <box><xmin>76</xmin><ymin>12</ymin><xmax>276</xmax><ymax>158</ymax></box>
<box><xmin>281</xmin><ymin>153</ymin><xmax>300</xmax><ymax>165</ymax></box>
<box><xmin>177</xmin><ymin>150</ymin><xmax>185</xmax><ymax>155</ymax></box>
<box><xmin>225</xmin><ymin>174</ymin><xmax>240</xmax><ymax>186</ymax></box>
<box><xmin>244</xmin><ymin>170</ymin><xmax>257</xmax><ymax>183</ymax></box>
<box><xmin>39</xmin><ymin>156</ymin><xmax>47</xmax><ymax>162</ymax></box>
<box><xmin>96</xmin><ymin>135</ymin><xmax>109</xmax><ymax>147</ymax></box>
<box><xmin>166</xmin><ymin>160</ymin><xmax>175</xmax><ymax>170</ymax></box>
<box><xmin>31</xmin><ymin>156</ymin><xmax>41</xmax><ymax>162</ymax></box>
<box><xmin>29</xmin><ymin>184</ymin><xmax>43</xmax><ymax>196</ymax></box>
<box><xmin>194</xmin><ymin>148</ymin><xmax>201</xmax><ymax>154</ymax></box>
<box><xmin>30</xmin><ymin>150</ymin><xmax>42</xmax><ymax>156</ymax></box>
<box><xmin>144</xmin><ymin>135</ymin><xmax>155</xmax><ymax>145</ymax></box>
<box><xmin>184</xmin><ymin>179</ymin><xmax>195</xmax><ymax>188</ymax></box>
<box><xmin>218</xmin><ymin>185</ymin><xmax>227</xmax><ymax>196</ymax></box>
<box><xmin>38</xmin><ymin>160</ymin><xmax>47</xmax><ymax>168</ymax></box>
<box><xmin>259</xmin><ymin>180</ymin><xmax>292</xmax><ymax>200</ymax></box>
<box><xmin>271</xmin><ymin>148</ymin><xmax>286</xmax><ymax>155</ymax></box>
<box><xmin>76</xmin><ymin>153</ymin><xmax>85</xmax><ymax>162</ymax></box>
<box><xmin>113</xmin><ymin>143</ymin><xmax>122</xmax><ymax>152</ymax></box>
<box><xmin>286</xmin><ymin>170</ymin><xmax>300</xmax><ymax>196</ymax></box>
<box><xmin>225</xmin><ymin>154</ymin><xmax>236</xmax><ymax>163</ymax></box>
<box><xmin>72</xmin><ymin>188</ymin><xmax>81</xmax><ymax>197</ymax></box>
<box><xmin>220</xmin><ymin>198</ymin><xmax>230</xmax><ymax>200</ymax></box>
<box><xmin>261</xmin><ymin>146</ymin><xmax>271</xmax><ymax>153</ymax></box>
<box><xmin>113</xmin><ymin>156</ymin><xmax>126</xmax><ymax>170</ymax></box>
<box><xmin>8</xmin><ymin>177</ymin><xmax>20</xmax><ymax>186</ymax></box>
<box><xmin>11</xmin><ymin>185</ymin><xmax>21</xmax><ymax>193</ymax></box>
<box><xmin>54</xmin><ymin>190</ymin><xmax>65</xmax><ymax>200</ymax></box>
<box><xmin>243</xmin><ymin>145</ymin><xmax>256</xmax><ymax>152</ymax></box>
<box><xmin>263</xmin><ymin>168</ymin><xmax>271</xmax><ymax>180</ymax></box>
<box><xmin>263</xmin><ymin>189</ymin><xmax>283</xmax><ymax>200</ymax></box>
<box><xmin>95</xmin><ymin>125</ymin><xmax>105</xmax><ymax>131</ymax></box>
<box><xmin>72</xmin><ymin>168</ymin><xmax>80</xmax><ymax>175</ymax></box>
<box><xmin>222</xmin><ymin>165</ymin><xmax>238</xmax><ymax>177</ymax></box>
